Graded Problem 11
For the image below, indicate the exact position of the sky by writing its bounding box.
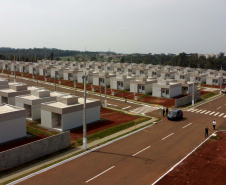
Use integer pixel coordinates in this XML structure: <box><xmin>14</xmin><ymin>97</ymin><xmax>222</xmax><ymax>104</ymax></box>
<box><xmin>0</xmin><ymin>0</ymin><xmax>226</xmax><ymax>54</ymax></box>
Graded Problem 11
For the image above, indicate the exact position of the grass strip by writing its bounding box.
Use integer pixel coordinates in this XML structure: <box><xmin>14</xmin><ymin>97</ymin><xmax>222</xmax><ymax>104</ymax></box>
<box><xmin>75</xmin><ymin>117</ymin><xmax>149</xmax><ymax>145</ymax></box>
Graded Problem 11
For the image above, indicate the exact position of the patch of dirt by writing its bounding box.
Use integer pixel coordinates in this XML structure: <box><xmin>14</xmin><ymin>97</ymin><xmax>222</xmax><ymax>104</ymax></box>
<box><xmin>157</xmin><ymin>132</ymin><xmax>226</xmax><ymax>185</ymax></box>
<box><xmin>203</xmin><ymin>84</ymin><xmax>226</xmax><ymax>89</ymax></box>
<box><xmin>70</xmin><ymin>108</ymin><xmax>138</xmax><ymax>141</ymax></box>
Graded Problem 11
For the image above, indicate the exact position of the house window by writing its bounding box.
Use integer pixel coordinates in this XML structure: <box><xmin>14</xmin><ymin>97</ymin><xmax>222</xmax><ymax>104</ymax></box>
<box><xmin>213</xmin><ymin>79</ymin><xmax>218</xmax><ymax>83</ymax></box>
<box><xmin>98</xmin><ymin>66</ymin><xmax>101</xmax><ymax>69</ymax></box>
<box><xmin>152</xmin><ymin>72</ymin><xmax>156</xmax><ymax>77</ymax></box>
<box><xmin>180</xmin><ymin>75</ymin><xmax>185</xmax><ymax>79</ymax></box>
<box><xmin>166</xmin><ymin>74</ymin><xmax>170</xmax><ymax>78</ymax></box>
<box><xmin>99</xmin><ymin>78</ymin><xmax>104</xmax><ymax>85</ymax></box>
<box><xmin>196</xmin><ymin>77</ymin><xmax>200</xmax><ymax>81</ymax></box>
<box><xmin>107</xmin><ymin>67</ymin><xmax>111</xmax><ymax>71</ymax></box>
<box><xmin>128</xmin><ymin>69</ymin><xmax>132</xmax><ymax>73</ymax></box>
<box><xmin>117</xmin><ymin>81</ymin><xmax>123</xmax><ymax>89</ymax></box>
<box><xmin>165</xmin><ymin>90</ymin><xmax>169</xmax><ymax>94</ymax></box>
<box><xmin>117</xmin><ymin>68</ymin><xmax>121</xmax><ymax>72</ymax></box>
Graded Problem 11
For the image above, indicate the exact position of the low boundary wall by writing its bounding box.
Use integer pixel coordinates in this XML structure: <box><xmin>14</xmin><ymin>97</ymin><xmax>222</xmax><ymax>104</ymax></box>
<box><xmin>175</xmin><ymin>92</ymin><xmax>201</xmax><ymax>108</ymax></box>
<box><xmin>0</xmin><ymin>131</ymin><xmax>70</xmax><ymax>171</ymax></box>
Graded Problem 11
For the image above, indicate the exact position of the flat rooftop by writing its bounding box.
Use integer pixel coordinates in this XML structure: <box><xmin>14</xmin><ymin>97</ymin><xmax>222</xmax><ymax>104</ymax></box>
<box><xmin>0</xmin><ymin>104</ymin><xmax>23</xmax><ymax>114</ymax></box>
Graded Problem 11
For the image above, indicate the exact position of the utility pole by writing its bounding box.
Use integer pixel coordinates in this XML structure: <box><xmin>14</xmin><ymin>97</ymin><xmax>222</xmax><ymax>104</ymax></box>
<box><xmin>54</xmin><ymin>77</ymin><xmax>56</xmax><ymax>91</ymax></box>
<box><xmin>100</xmin><ymin>83</ymin><xmax>102</xmax><ymax>104</ymax></box>
<box><xmin>14</xmin><ymin>55</ymin><xmax>16</xmax><ymax>83</ymax></box>
<box><xmin>220</xmin><ymin>64</ymin><xmax>223</xmax><ymax>95</ymax></box>
<box><xmin>74</xmin><ymin>80</ymin><xmax>77</xmax><ymax>96</ymax></box>
<box><xmin>192</xmin><ymin>80</ymin><xmax>195</xmax><ymax>106</ymax></box>
<box><xmin>104</xmin><ymin>64</ymin><xmax>107</xmax><ymax>107</ymax></box>
<box><xmin>82</xmin><ymin>71</ymin><xmax>87</xmax><ymax>150</ymax></box>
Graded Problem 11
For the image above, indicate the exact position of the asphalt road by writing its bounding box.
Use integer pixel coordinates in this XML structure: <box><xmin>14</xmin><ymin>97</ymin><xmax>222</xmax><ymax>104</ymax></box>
<box><xmin>14</xmin><ymin>95</ymin><xmax>225</xmax><ymax>185</ymax></box>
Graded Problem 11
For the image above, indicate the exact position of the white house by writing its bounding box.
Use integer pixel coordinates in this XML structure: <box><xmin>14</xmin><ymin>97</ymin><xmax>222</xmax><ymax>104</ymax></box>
<box><xmin>130</xmin><ymin>77</ymin><xmax>157</xmax><ymax>94</ymax></box>
<box><xmin>177</xmin><ymin>80</ymin><xmax>198</xmax><ymax>94</ymax></box>
<box><xmin>152</xmin><ymin>80</ymin><xmax>182</xmax><ymax>98</ymax></box>
<box><xmin>15</xmin><ymin>89</ymin><xmax>69</xmax><ymax>121</ymax></box>
<box><xmin>50</xmin><ymin>67</ymin><xmax>66</xmax><ymax>79</ymax></box>
<box><xmin>110</xmin><ymin>73</ymin><xmax>134</xmax><ymax>90</ymax></box>
<box><xmin>0</xmin><ymin>83</ymin><xmax>30</xmax><ymax>105</ymax></box>
<box><xmin>206</xmin><ymin>75</ymin><xmax>223</xmax><ymax>86</ymax></box>
<box><xmin>41</xmin><ymin>95</ymin><xmax>101</xmax><ymax>131</ymax></box>
<box><xmin>190</xmin><ymin>73</ymin><xmax>207</xmax><ymax>84</ymax></box>
<box><xmin>63</xmin><ymin>68</ymin><xmax>80</xmax><ymax>81</ymax></box>
<box><xmin>160</xmin><ymin>69</ymin><xmax>176</xmax><ymax>79</ymax></box>
<box><xmin>0</xmin><ymin>104</ymin><xmax>26</xmax><ymax>144</ymax></box>
<box><xmin>175</xmin><ymin>72</ymin><xmax>191</xmax><ymax>81</ymax></box>
<box><xmin>93</xmin><ymin>72</ymin><xmax>116</xmax><ymax>87</ymax></box>
<box><xmin>148</xmin><ymin>69</ymin><xmax>161</xmax><ymax>78</ymax></box>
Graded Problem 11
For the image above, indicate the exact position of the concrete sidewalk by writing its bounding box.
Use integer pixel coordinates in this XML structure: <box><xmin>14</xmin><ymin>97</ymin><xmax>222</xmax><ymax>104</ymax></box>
<box><xmin>0</xmin><ymin>117</ymin><xmax>158</xmax><ymax>184</ymax></box>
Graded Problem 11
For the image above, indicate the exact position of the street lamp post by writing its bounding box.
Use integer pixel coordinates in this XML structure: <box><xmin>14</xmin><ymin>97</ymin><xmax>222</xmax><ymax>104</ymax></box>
<box><xmin>104</xmin><ymin>64</ymin><xmax>107</xmax><ymax>107</ymax></box>
<box><xmin>82</xmin><ymin>72</ymin><xmax>87</xmax><ymax>150</ymax></box>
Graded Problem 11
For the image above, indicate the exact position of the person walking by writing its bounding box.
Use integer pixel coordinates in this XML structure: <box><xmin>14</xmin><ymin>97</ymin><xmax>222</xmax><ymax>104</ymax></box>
<box><xmin>205</xmin><ymin>126</ymin><xmax>209</xmax><ymax>138</ymax></box>
<box><xmin>163</xmin><ymin>108</ymin><xmax>165</xmax><ymax>117</ymax></box>
<box><xmin>166</xmin><ymin>107</ymin><xmax>169</xmax><ymax>116</ymax></box>
<box><xmin>125</xmin><ymin>97</ymin><xmax>127</xmax><ymax>103</ymax></box>
<box><xmin>213</xmin><ymin>120</ymin><xmax>216</xmax><ymax>130</ymax></box>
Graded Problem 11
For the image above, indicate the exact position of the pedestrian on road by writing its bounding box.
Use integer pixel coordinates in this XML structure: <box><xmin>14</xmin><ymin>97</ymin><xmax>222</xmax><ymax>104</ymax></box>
<box><xmin>163</xmin><ymin>108</ymin><xmax>165</xmax><ymax>117</ymax></box>
<box><xmin>213</xmin><ymin>120</ymin><xmax>216</xmax><ymax>130</ymax></box>
<box><xmin>125</xmin><ymin>97</ymin><xmax>127</xmax><ymax>103</ymax></box>
<box><xmin>205</xmin><ymin>126</ymin><xmax>209</xmax><ymax>138</ymax></box>
<box><xmin>166</xmin><ymin>107</ymin><xmax>169</xmax><ymax>116</ymax></box>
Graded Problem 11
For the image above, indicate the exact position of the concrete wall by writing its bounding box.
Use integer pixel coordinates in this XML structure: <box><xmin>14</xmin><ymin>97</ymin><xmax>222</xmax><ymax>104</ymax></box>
<box><xmin>175</xmin><ymin>92</ymin><xmax>201</xmax><ymax>108</ymax></box>
<box><xmin>0</xmin><ymin>131</ymin><xmax>70</xmax><ymax>171</ymax></box>
<box><xmin>130</xmin><ymin>83</ymin><xmax>137</xmax><ymax>93</ymax></box>
<box><xmin>0</xmin><ymin>117</ymin><xmax>26</xmax><ymax>144</ymax></box>
<box><xmin>152</xmin><ymin>85</ymin><xmax>161</xmax><ymax>97</ymax></box>
<box><xmin>8</xmin><ymin>97</ymin><xmax>15</xmax><ymax>105</ymax></box>
<box><xmin>169</xmin><ymin>85</ymin><xmax>182</xmax><ymax>98</ymax></box>
<box><xmin>145</xmin><ymin>84</ymin><xmax>152</xmax><ymax>94</ymax></box>
<box><xmin>62</xmin><ymin>110</ymin><xmax>83</xmax><ymax>131</ymax></box>
<box><xmin>93</xmin><ymin>77</ymin><xmax>99</xmax><ymax>86</ymax></box>
<box><xmin>41</xmin><ymin>110</ymin><xmax>52</xmax><ymax>128</ymax></box>
<box><xmin>86</xmin><ymin>106</ymin><xmax>100</xmax><ymax>124</ymax></box>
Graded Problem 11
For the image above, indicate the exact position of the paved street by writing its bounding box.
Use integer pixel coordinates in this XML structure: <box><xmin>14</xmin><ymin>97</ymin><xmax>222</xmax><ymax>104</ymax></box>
<box><xmin>14</xmin><ymin>95</ymin><xmax>225</xmax><ymax>185</ymax></box>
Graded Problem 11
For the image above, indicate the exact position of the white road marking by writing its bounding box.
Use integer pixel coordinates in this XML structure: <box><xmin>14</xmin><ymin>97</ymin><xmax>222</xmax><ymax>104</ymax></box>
<box><xmin>122</xmin><ymin>106</ymin><xmax>131</xmax><ymax>110</ymax></box>
<box><xmin>182</xmin><ymin>123</ymin><xmax>192</xmax><ymax>129</ymax></box>
<box><xmin>190</xmin><ymin>109</ymin><xmax>197</xmax><ymax>112</ymax></box>
<box><xmin>86</xmin><ymin>166</ymin><xmax>115</xmax><ymax>183</ymax></box>
<box><xmin>204</xmin><ymin>111</ymin><xmax>211</xmax><ymax>114</ymax></box>
<box><xmin>161</xmin><ymin>133</ymin><xmax>174</xmax><ymax>141</ymax></box>
<box><xmin>209</xmin><ymin>111</ymin><xmax>215</xmax><ymax>115</ymax></box>
<box><xmin>224</xmin><ymin>115</ymin><xmax>226</xmax><ymax>118</ymax></box>
<box><xmin>196</xmin><ymin>110</ymin><xmax>202</xmax><ymax>113</ymax></box>
<box><xmin>218</xmin><ymin>113</ymin><xmax>224</xmax><ymax>117</ymax></box>
<box><xmin>214</xmin><ymin>112</ymin><xmax>220</xmax><ymax>116</ymax></box>
<box><xmin>216</xmin><ymin>106</ymin><xmax>222</xmax><ymax>110</ymax></box>
<box><xmin>132</xmin><ymin>146</ymin><xmax>151</xmax><ymax>156</ymax></box>
<box><xmin>200</xmin><ymin>110</ymin><xmax>207</xmax><ymax>114</ymax></box>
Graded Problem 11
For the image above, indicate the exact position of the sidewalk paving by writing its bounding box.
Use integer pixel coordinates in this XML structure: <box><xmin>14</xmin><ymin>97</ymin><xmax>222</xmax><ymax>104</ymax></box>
<box><xmin>0</xmin><ymin>117</ymin><xmax>157</xmax><ymax>184</ymax></box>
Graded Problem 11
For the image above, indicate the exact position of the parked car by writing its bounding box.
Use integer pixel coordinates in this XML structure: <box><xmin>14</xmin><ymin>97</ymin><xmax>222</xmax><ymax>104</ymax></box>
<box><xmin>167</xmin><ymin>109</ymin><xmax>183</xmax><ymax>120</ymax></box>
<box><xmin>222</xmin><ymin>89</ymin><xmax>226</xmax><ymax>94</ymax></box>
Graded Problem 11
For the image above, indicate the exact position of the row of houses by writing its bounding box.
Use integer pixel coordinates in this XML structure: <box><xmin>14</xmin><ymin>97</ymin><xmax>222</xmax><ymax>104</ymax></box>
<box><xmin>0</xmin><ymin>78</ymin><xmax>100</xmax><ymax>144</ymax></box>
<box><xmin>0</xmin><ymin>60</ymin><xmax>225</xmax><ymax>98</ymax></box>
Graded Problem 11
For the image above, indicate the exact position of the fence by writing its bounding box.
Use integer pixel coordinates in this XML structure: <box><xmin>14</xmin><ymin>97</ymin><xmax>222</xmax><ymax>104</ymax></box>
<box><xmin>175</xmin><ymin>92</ymin><xmax>201</xmax><ymax>108</ymax></box>
<box><xmin>0</xmin><ymin>131</ymin><xmax>70</xmax><ymax>171</ymax></box>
